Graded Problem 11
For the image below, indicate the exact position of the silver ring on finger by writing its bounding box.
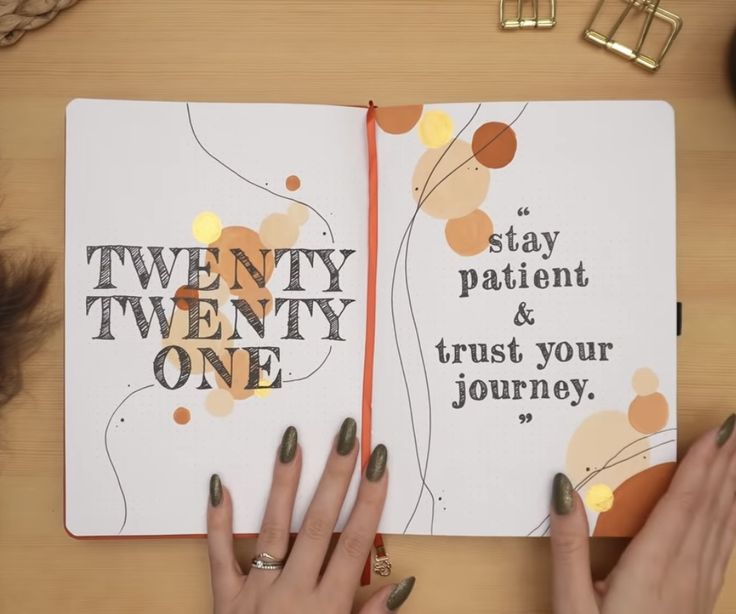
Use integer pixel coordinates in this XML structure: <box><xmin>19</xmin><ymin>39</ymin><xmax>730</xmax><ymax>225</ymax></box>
<box><xmin>251</xmin><ymin>552</ymin><xmax>286</xmax><ymax>571</ymax></box>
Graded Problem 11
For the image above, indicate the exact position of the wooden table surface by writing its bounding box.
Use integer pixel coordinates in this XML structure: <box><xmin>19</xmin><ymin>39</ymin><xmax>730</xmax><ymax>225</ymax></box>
<box><xmin>1</xmin><ymin>1</ymin><xmax>735</xmax><ymax>612</ymax></box>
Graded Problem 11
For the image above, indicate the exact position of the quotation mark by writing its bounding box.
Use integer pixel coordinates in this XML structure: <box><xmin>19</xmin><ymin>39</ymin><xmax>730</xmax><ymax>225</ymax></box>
<box><xmin>517</xmin><ymin>206</ymin><xmax>530</xmax><ymax>216</ymax></box>
<box><xmin>518</xmin><ymin>413</ymin><xmax>533</xmax><ymax>424</ymax></box>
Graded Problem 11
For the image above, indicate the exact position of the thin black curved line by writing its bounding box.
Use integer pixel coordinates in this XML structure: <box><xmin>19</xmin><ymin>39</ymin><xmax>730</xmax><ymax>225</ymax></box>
<box><xmin>185</xmin><ymin>103</ymin><xmax>335</xmax><ymax>243</ymax></box>
<box><xmin>398</xmin><ymin>104</ymin><xmax>482</xmax><ymax>534</ymax></box>
<box><xmin>527</xmin><ymin>428</ymin><xmax>677</xmax><ymax>536</ymax></box>
<box><xmin>399</xmin><ymin>104</ymin><xmax>529</xmax><ymax>534</ymax></box>
<box><xmin>104</xmin><ymin>384</ymin><xmax>154</xmax><ymax>534</ymax></box>
<box><xmin>283</xmin><ymin>346</ymin><xmax>333</xmax><ymax>383</ymax></box>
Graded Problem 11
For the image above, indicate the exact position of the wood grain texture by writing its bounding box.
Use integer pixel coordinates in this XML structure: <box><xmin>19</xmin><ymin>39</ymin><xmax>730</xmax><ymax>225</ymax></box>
<box><xmin>1</xmin><ymin>1</ymin><xmax>735</xmax><ymax>612</ymax></box>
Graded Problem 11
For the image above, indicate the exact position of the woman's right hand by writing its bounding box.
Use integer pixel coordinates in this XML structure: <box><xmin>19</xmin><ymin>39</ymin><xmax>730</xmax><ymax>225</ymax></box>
<box><xmin>550</xmin><ymin>413</ymin><xmax>736</xmax><ymax>614</ymax></box>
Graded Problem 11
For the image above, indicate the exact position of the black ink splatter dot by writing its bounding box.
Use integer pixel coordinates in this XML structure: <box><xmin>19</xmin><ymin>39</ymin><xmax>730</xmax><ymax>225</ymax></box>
<box><xmin>322</xmin><ymin>232</ymin><xmax>327</xmax><ymax>236</ymax></box>
<box><xmin>438</xmin><ymin>496</ymin><xmax>443</xmax><ymax>501</ymax></box>
<box><xmin>475</xmin><ymin>167</ymin><xmax>478</xmax><ymax>171</ymax></box>
<box><xmin>588</xmin><ymin>392</ymin><xmax>595</xmax><ymax>400</ymax></box>
<box><xmin>443</xmin><ymin>507</ymin><xmax>447</xmax><ymax>511</ymax></box>
<box><xmin>586</xmin><ymin>467</ymin><xmax>590</xmax><ymax>472</ymax></box>
<box><xmin>120</xmin><ymin>418</ymin><xmax>125</xmax><ymax>423</ymax></box>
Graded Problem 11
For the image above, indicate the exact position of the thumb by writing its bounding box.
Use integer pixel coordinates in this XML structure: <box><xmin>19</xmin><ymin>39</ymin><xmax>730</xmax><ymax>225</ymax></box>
<box><xmin>359</xmin><ymin>577</ymin><xmax>416</xmax><ymax>613</ymax></box>
<box><xmin>207</xmin><ymin>474</ymin><xmax>243</xmax><ymax>603</ymax></box>
<box><xmin>549</xmin><ymin>473</ymin><xmax>598</xmax><ymax>614</ymax></box>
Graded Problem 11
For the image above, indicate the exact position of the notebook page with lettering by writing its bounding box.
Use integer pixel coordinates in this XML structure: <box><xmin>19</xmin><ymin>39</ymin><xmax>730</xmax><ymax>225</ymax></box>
<box><xmin>372</xmin><ymin>101</ymin><xmax>676</xmax><ymax>537</ymax></box>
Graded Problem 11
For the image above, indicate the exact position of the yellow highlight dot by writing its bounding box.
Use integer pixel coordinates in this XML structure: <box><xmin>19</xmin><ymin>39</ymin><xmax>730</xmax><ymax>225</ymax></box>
<box><xmin>585</xmin><ymin>483</ymin><xmax>615</xmax><ymax>512</ymax></box>
<box><xmin>418</xmin><ymin>110</ymin><xmax>454</xmax><ymax>148</ymax></box>
<box><xmin>254</xmin><ymin>378</ymin><xmax>273</xmax><ymax>399</ymax></box>
<box><xmin>192</xmin><ymin>211</ymin><xmax>223</xmax><ymax>244</ymax></box>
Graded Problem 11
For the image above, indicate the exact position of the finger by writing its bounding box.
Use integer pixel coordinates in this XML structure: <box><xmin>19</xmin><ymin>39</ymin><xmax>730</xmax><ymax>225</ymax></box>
<box><xmin>207</xmin><ymin>475</ymin><xmax>244</xmax><ymax>604</ymax></box>
<box><xmin>283</xmin><ymin>417</ymin><xmax>359</xmax><ymax>586</ymax></box>
<box><xmin>251</xmin><ymin>425</ymin><xmax>302</xmax><ymax>588</ymax></box>
<box><xmin>701</xmin><ymin>416</ymin><xmax>736</xmax><ymax>576</ymax></box>
<box><xmin>710</xmin><ymin>416</ymin><xmax>736</xmax><ymax>538</ymax></box>
<box><xmin>677</xmin><ymin>416</ymin><xmax>736</xmax><ymax>571</ymax></box>
<box><xmin>714</xmin><ymin>503</ymin><xmax>736</xmax><ymax>596</ymax></box>
<box><xmin>549</xmin><ymin>473</ymin><xmax>598</xmax><ymax>614</ymax></box>
<box><xmin>627</xmin><ymin>425</ymin><xmax>720</xmax><ymax>567</ymax></box>
<box><xmin>358</xmin><ymin>577</ymin><xmax>416</xmax><ymax>613</ymax></box>
<box><xmin>321</xmin><ymin>444</ymin><xmax>388</xmax><ymax>596</ymax></box>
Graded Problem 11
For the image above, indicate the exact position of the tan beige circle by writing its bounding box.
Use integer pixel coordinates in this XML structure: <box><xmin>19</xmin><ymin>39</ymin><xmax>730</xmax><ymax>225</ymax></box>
<box><xmin>412</xmin><ymin>140</ymin><xmax>490</xmax><ymax>220</ymax></box>
<box><xmin>206</xmin><ymin>388</ymin><xmax>234</xmax><ymax>417</ymax></box>
<box><xmin>632</xmin><ymin>367</ymin><xmax>659</xmax><ymax>396</ymax></box>
<box><xmin>287</xmin><ymin>202</ymin><xmax>310</xmax><ymax>226</ymax></box>
<box><xmin>259</xmin><ymin>213</ymin><xmax>299</xmax><ymax>248</ymax></box>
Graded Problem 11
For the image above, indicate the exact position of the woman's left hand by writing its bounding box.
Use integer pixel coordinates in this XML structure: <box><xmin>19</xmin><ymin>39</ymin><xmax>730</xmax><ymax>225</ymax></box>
<box><xmin>206</xmin><ymin>419</ymin><xmax>415</xmax><ymax>614</ymax></box>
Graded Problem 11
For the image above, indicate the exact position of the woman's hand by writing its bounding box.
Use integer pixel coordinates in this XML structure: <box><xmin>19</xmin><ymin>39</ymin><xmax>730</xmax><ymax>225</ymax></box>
<box><xmin>206</xmin><ymin>418</ymin><xmax>415</xmax><ymax>614</ymax></box>
<box><xmin>550</xmin><ymin>413</ymin><xmax>736</xmax><ymax>614</ymax></box>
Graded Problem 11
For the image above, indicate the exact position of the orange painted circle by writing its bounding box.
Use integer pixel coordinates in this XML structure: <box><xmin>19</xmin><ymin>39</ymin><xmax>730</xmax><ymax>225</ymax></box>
<box><xmin>174</xmin><ymin>285</ymin><xmax>199</xmax><ymax>310</ymax></box>
<box><xmin>445</xmin><ymin>209</ymin><xmax>493</xmax><ymax>256</ymax></box>
<box><xmin>375</xmin><ymin>105</ymin><xmax>423</xmax><ymax>134</ymax></box>
<box><xmin>471</xmin><ymin>122</ymin><xmax>517</xmax><ymax>169</ymax></box>
<box><xmin>594</xmin><ymin>462</ymin><xmax>676</xmax><ymax>536</ymax></box>
<box><xmin>285</xmin><ymin>175</ymin><xmax>301</xmax><ymax>191</ymax></box>
<box><xmin>628</xmin><ymin>392</ymin><xmax>669</xmax><ymax>434</ymax></box>
<box><xmin>173</xmin><ymin>406</ymin><xmax>191</xmax><ymax>425</ymax></box>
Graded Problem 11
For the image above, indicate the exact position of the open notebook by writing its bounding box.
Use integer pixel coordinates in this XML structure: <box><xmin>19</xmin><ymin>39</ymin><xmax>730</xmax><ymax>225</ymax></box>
<box><xmin>65</xmin><ymin>99</ymin><xmax>677</xmax><ymax>538</ymax></box>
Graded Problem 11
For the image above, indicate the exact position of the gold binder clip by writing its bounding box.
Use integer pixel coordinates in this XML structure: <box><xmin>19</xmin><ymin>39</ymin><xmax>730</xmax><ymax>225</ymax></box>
<box><xmin>584</xmin><ymin>0</ymin><xmax>683</xmax><ymax>71</ymax></box>
<box><xmin>500</xmin><ymin>0</ymin><xmax>556</xmax><ymax>29</ymax></box>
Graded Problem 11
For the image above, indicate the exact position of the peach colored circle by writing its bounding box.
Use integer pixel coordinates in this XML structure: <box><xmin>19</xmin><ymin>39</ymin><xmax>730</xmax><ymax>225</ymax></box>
<box><xmin>285</xmin><ymin>175</ymin><xmax>301</xmax><ymax>191</ymax></box>
<box><xmin>628</xmin><ymin>393</ymin><xmax>669</xmax><ymax>434</ymax></box>
<box><xmin>412</xmin><ymin>140</ymin><xmax>490</xmax><ymax>220</ymax></box>
<box><xmin>632</xmin><ymin>367</ymin><xmax>659</xmax><ymax>396</ymax></box>
<box><xmin>566</xmin><ymin>410</ymin><xmax>650</xmax><ymax>502</ymax></box>
<box><xmin>206</xmin><ymin>389</ymin><xmax>235</xmax><ymax>417</ymax></box>
<box><xmin>207</xmin><ymin>226</ymin><xmax>274</xmax><ymax>289</ymax></box>
<box><xmin>471</xmin><ymin>122</ymin><xmax>517</xmax><ymax>169</ymax></box>
<box><xmin>199</xmin><ymin>271</ymin><xmax>231</xmax><ymax>307</ymax></box>
<box><xmin>259</xmin><ymin>213</ymin><xmax>299</xmax><ymax>249</ymax></box>
<box><xmin>164</xmin><ymin>308</ymin><xmax>234</xmax><ymax>376</ymax></box>
<box><xmin>217</xmin><ymin>349</ymin><xmax>256</xmax><ymax>401</ymax></box>
<box><xmin>376</xmin><ymin>105</ymin><xmax>423</xmax><ymax>134</ymax></box>
<box><xmin>445</xmin><ymin>209</ymin><xmax>493</xmax><ymax>256</ymax></box>
<box><xmin>173</xmin><ymin>407</ymin><xmax>191</xmax><ymax>425</ymax></box>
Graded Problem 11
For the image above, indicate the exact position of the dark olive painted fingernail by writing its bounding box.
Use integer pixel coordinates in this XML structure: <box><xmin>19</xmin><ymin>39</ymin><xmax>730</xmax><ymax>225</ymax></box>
<box><xmin>552</xmin><ymin>472</ymin><xmax>574</xmax><ymax>515</ymax></box>
<box><xmin>386</xmin><ymin>576</ymin><xmax>416</xmax><ymax>611</ymax></box>
<box><xmin>279</xmin><ymin>426</ymin><xmax>298</xmax><ymax>463</ymax></box>
<box><xmin>716</xmin><ymin>413</ymin><xmax>736</xmax><ymax>448</ymax></box>
<box><xmin>336</xmin><ymin>417</ymin><xmax>357</xmax><ymax>455</ymax></box>
<box><xmin>209</xmin><ymin>474</ymin><xmax>222</xmax><ymax>507</ymax></box>
<box><xmin>366</xmin><ymin>444</ymin><xmax>388</xmax><ymax>482</ymax></box>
